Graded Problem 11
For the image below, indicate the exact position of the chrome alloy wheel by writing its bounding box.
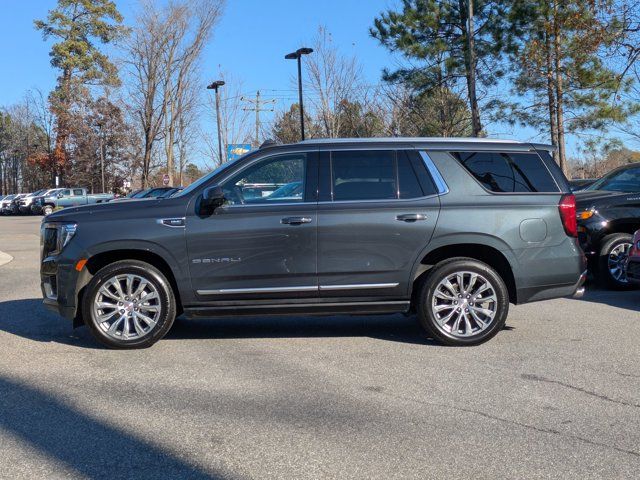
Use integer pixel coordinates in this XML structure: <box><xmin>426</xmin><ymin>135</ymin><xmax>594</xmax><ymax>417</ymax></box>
<box><xmin>608</xmin><ymin>243</ymin><xmax>631</xmax><ymax>283</ymax></box>
<box><xmin>93</xmin><ymin>274</ymin><xmax>161</xmax><ymax>340</ymax></box>
<box><xmin>431</xmin><ymin>271</ymin><xmax>497</xmax><ymax>337</ymax></box>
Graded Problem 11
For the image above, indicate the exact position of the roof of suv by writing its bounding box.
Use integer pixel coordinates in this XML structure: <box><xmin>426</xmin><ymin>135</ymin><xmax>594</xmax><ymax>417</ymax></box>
<box><xmin>278</xmin><ymin>137</ymin><xmax>555</xmax><ymax>151</ymax></box>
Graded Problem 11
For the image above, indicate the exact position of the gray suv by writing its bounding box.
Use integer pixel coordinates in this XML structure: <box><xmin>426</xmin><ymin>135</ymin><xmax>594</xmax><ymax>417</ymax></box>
<box><xmin>41</xmin><ymin>138</ymin><xmax>586</xmax><ymax>349</ymax></box>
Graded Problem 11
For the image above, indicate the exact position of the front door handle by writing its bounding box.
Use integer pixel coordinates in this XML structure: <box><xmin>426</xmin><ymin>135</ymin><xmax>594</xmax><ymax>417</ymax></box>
<box><xmin>281</xmin><ymin>216</ymin><xmax>313</xmax><ymax>225</ymax></box>
<box><xmin>396</xmin><ymin>213</ymin><xmax>427</xmax><ymax>222</ymax></box>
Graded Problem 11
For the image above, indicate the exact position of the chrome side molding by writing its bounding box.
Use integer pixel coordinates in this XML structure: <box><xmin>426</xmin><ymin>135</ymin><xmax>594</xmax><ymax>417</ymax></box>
<box><xmin>319</xmin><ymin>283</ymin><xmax>399</xmax><ymax>291</ymax></box>
<box><xmin>197</xmin><ymin>285</ymin><xmax>318</xmax><ymax>295</ymax></box>
<box><xmin>197</xmin><ymin>283</ymin><xmax>400</xmax><ymax>295</ymax></box>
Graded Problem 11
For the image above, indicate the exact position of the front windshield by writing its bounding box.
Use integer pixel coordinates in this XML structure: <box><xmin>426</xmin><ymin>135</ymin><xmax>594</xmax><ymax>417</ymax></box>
<box><xmin>175</xmin><ymin>157</ymin><xmax>245</xmax><ymax>198</ymax></box>
<box><xmin>587</xmin><ymin>166</ymin><xmax>640</xmax><ymax>192</ymax></box>
<box><xmin>131</xmin><ymin>190</ymin><xmax>149</xmax><ymax>198</ymax></box>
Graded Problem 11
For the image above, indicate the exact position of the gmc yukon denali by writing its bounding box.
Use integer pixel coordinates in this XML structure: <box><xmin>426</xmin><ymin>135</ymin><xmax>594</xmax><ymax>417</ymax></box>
<box><xmin>41</xmin><ymin>138</ymin><xmax>586</xmax><ymax>349</ymax></box>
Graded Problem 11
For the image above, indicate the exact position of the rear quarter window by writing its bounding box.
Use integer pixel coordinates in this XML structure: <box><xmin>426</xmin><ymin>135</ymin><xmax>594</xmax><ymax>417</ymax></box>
<box><xmin>451</xmin><ymin>151</ymin><xmax>559</xmax><ymax>193</ymax></box>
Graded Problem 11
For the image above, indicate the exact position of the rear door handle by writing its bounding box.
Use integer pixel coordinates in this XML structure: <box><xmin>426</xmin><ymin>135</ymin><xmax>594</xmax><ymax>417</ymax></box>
<box><xmin>396</xmin><ymin>213</ymin><xmax>427</xmax><ymax>222</ymax></box>
<box><xmin>281</xmin><ymin>216</ymin><xmax>313</xmax><ymax>225</ymax></box>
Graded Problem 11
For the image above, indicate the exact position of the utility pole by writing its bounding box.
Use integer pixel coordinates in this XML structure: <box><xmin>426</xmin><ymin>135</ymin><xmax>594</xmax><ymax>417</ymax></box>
<box><xmin>241</xmin><ymin>91</ymin><xmax>276</xmax><ymax>148</ymax></box>
<box><xmin>206</xmin><ymin>80</ymin><xmax>225</xmax><ymax>164</ymax></box>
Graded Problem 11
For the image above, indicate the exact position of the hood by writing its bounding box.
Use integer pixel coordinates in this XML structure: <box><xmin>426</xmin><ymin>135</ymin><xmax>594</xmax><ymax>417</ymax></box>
<box><xmin>46</xmin><ymin>197</ymin><xmax>163</xmax><ymax>222</ymax></box>
<box><xmin>574</xmin><ymin>190</ymin><xmax>635</xmax><ymax>208</ymax></box>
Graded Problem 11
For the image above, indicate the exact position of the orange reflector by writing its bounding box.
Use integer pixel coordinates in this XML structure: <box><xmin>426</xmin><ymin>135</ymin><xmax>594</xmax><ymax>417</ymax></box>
<box><xmin>75</xmin><ymin>259</ymin><xmax>88</xmax><ymax>272</ymax></box>
<box><xmin>578</xmin><ymin>210</ymin><xmax>594</xmax><ymax>220</ymax></box>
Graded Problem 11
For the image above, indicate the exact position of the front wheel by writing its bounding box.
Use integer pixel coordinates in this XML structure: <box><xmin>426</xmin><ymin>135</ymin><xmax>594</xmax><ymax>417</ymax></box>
<box><xmin>598</xmin><ymin>233</ymin><xmax>634</xmax><ymax>290</ymax></box>
<box><xmin>81</xmin><ymin>260</ymin><xmax>176</xmax><ymax>349</ymax></box>
<box><xmin>416</xmin><ymin>258</ymin><xmax>510</xmax><ymax>346</ymax></box>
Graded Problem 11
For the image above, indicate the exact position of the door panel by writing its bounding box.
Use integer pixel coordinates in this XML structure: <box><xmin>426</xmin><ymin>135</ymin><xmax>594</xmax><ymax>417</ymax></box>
<box><xmin>186</xmin><ymin>204</ymin><xmax>317</xmax><ymax>299</ymax></box>
<box><xmin>185</xmin><ymin>151</ymin><xmax>318</xmax><ymax>301</ymax></box>
<box><xmin>317</xmin><ymin>149</ymin><xmax>440</xmax><ymax>298</ymax></box>
<box><xmin>317</xmin><ymin>198</ymin><xmax>439</xmax><ymax>297</ymax></box>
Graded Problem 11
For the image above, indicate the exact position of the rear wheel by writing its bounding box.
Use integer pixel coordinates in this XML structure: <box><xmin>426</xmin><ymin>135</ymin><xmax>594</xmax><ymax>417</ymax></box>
<box><xmin>81</xmin><ymin>260</ymin><xmax>176</xmax><ymax>349</ymax></box>
<box><xmin>598</xmin><ymin>233</ymin><xmax>634</xmax><ymax>290</ymax></box>
<box><xmin>416</xmin><ymin>258</ymin><xmax>509</xmax><ymax>346</ymax></box>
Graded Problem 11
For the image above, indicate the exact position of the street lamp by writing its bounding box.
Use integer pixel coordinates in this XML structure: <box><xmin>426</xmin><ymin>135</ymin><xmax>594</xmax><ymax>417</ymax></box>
<box><xmin>285</xmin><ymin>47</ymin><xmax>313</xmax><ymax>141</ymax></box>
<box><xmin>206</xmin><ymin>80</ymin><xmax>225</xmax><ymax>164</ymax></box>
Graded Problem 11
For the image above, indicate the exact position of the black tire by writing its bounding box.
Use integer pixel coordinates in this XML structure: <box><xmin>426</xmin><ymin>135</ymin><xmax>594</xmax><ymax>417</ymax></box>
<box><xmin>597</xmin><ymin>233</ymin><xmax>634</xmax><ymax>290</ymax></box>
<box><xmin>416</xmin><ymin>257</ymin><xmax>510</xmax><ymax>346</ymax></box>
<box><xmin>43</xmin><ymin>205</ymin><xmax>53</xmax><ymax>216</ymax></box>
<box><xmin>81</xmin><ymin>260</ymin><xmax>176</xmax><ymax>349</ymax></box>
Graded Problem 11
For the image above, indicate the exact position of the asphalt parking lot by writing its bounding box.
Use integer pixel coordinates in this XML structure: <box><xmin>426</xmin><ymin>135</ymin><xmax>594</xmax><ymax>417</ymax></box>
<box><xmin>0</xmin><ymin>215</ymin><xmax>638</xmax><ymax>479</ymax></box>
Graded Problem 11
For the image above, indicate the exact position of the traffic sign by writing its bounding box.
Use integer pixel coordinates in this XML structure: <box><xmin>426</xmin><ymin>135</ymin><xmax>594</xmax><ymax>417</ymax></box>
<box><xmin>227</xmin><ymin>144</ymin><xmax>252</xmax><ymax>161</ymax></box>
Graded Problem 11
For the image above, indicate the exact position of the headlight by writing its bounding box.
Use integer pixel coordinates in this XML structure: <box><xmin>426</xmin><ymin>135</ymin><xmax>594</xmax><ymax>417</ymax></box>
<box><xmin>58</xmin><ymin>223</ymin><xmax>77</xmax><ymax>251</ymax></box>
<box><xmin>577</xmin><ymin>207</ymin><xmax>596</xmax><ymax>220</ymax></box>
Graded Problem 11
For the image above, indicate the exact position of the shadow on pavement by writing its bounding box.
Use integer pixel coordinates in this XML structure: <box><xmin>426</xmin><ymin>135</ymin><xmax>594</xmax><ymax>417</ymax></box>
<box><xmin>166</xmin><ymin>313</ymin><xmax>441</xmax><ymax>346</ymax></box>
<box><xmin>0</xmin><ymin>298</ymin><xmax>99</xmax><ymax>349</ymax></box>
<box><xmin>0</xmin><ymin>298</ymin><xmax>443</xmax><ymax>347</ymax></box>
<box><xmin>0</xmin><ymin>375</ymin><xmax>227</xmax><ymax>479</ymax></box>
<box><xmin>0</xmin><ymin>298</ymin><xmax>520</xmax><ymax>348</ymax></box>
<box><xmin>571</xmin><ymin>286</ymin><xmax>640</xmax><ymax>312</ymax></box>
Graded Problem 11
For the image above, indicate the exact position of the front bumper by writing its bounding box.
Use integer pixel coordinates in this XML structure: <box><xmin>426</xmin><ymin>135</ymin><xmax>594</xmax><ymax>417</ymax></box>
<box><xmin>41</xmin><ymin>257</ymin><xmax>80</xmax><ymax>321</ymax></box>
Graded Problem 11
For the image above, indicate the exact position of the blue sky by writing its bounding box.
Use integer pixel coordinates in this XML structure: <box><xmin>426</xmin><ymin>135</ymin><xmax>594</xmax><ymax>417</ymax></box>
<box><xmin>0</xmin><ymin>0</ymin><xmax>396</xmax><ymax>107</ymax></box>
<box><xmin>0</xmin><ymin>0</ymin><xmax>612</xmax><ymax>160</ymax></box>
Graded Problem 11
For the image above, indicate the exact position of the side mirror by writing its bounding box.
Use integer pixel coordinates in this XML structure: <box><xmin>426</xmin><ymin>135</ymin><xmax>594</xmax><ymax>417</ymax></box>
<box><xmin>200</xmin><ymin>185</ymin><xmax>225</xmax><ymax>214</ymax></box>
<box><xmin>57</xmin><ymin>193</ymin><xmax>63</xmax><ymax>198</ymax></box>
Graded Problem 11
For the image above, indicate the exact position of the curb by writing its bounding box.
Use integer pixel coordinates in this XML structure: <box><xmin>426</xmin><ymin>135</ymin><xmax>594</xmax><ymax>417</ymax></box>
<box><xmin>0</xmin><ymin>251</ymin><xmax>13</xmax><ymax>267</ymax></box>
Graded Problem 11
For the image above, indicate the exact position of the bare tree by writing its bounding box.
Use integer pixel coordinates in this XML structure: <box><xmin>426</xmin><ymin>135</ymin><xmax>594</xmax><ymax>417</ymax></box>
<box><xmin>305</xmin><ymin>27</ymin><xmax>364</xmax><ymax>138</ymax></box>
<box><xmin>161</xmin><ymin>0</ymin><xmax>224</xmax><ymax>185</ymax></box>
<box><xmin>124</xmin><ymin>1</ymin><xmax>170</xmax><ymax>188</ymax></box>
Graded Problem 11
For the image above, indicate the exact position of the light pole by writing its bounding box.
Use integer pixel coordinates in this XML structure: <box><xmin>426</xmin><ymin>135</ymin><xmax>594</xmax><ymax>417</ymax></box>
<box><xmin>285</xmin><ymin>47</ymin><xmax>313</xmax><ymax>141</ymax></box>
<box><xmin>207</xmin><ymin>80</ymin><xmax>225</xmax><ymax>164</ymax></box>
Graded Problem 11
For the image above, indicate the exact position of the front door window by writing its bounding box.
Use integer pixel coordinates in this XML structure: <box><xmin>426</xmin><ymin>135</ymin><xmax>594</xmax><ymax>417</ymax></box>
<box><xmin>221</xmin><ymin>154</ymin><xmax>306</xmax><ymax>205</ymax></box>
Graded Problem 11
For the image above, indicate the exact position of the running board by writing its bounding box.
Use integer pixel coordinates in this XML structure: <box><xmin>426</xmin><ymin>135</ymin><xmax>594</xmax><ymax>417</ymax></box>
<box><xmin>184</xmin><ymin>301</ymin><xmax>411</xmax><ymax>318</ymax></box>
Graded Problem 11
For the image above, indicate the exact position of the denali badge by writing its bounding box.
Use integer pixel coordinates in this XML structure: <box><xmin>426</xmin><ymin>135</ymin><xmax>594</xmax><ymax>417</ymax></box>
<box><xmin>192</xmin><ymin>257</ymin><xmax>241</xmax><ymax>264</ymax></box>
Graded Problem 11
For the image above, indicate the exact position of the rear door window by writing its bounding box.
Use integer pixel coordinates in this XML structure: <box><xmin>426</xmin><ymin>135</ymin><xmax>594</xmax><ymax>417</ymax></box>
<box><xmin>73</xmin><ymin>189</ymin><xmax>84</xmax><ymax>196</ymax></box>
<box><xmin>331</xmin><ymin>151</ymin><xmax>397</xmax><ymax>201</ymax></box>
<box><xmin>451</xmin><ymin>151</ymin><xmax>559</xmax><ymax>193</ymax></box>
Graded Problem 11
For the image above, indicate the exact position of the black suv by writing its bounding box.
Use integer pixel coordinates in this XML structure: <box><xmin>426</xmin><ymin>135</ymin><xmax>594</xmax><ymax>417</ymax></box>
<box><xmin>576</xmin><ymin>162</ymin><xmax>640</xmax><ymax>288</ymax></box>
<box><xmin>41</xmin><ymin>138</ymin><xmax>585</xmax><ymax>349</ymax></box>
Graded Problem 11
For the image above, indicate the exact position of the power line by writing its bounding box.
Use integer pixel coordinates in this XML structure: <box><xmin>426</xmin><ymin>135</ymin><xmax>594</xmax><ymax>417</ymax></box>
<box><xmin>241</xmin><ymin>91</ymin><xmax>276</xmax><ymax>146</ymax></box>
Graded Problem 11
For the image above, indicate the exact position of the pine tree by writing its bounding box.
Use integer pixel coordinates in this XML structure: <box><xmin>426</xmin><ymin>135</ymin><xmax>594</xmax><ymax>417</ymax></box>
<box><xmin>498</xmin><ymin>0</ymin><xmax>635</xmax><ymax>172</ymax></box>
<box><xmin>35</xmin><ymin>0</ymin><xmax>124</xmax><ymax>179</ymax></box>
<box><xmin>371</xmin><ymin>0</ymin><xmax>506</xmax><ymax>137</ymax></box>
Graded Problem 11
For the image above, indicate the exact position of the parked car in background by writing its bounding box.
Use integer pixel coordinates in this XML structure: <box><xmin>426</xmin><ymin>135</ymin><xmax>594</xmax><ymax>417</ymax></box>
<box><xmin>110</xmin><ymin>187</ymin><xmax>177</xmax><ymax>202</ymax></box>
<box><xmin>41</xmin><ymin>137</ymin><xmax>585</xmax><ymax>349</ymax></box>
<box><xmin>1</xmin><ymin>194</ymin><xmax>16</xmax><ymax>214</ymax></box>
<box><xmin>18</xmin><ymin>189</ymin><xmax>48</xmax><ymax>214</ymax></box>
<box><xmin>576</xmin><ymin>162</ymin><xmax>640</xmax><ymax>288</ymax></box>
<box><xmin>4</xmin><ymin>193</ymin><xmax>28</xmax><ymax>215</ymax></box>
<box><xmin>569</xmin><ymin>178</ymin><xmax>596</xmax><ymax>191</ymax></box>
<box><xmin>626</xmin><ymin>229</ymin><xmax>640</xmax><ymax>285</ymax></box>
<box><xmin>158</xmin><ymin>187</ymin><xmax>183</xmax><ymax>198</ymax></box>
<box><xmin>49</xmin><ymin>188</ymin><xmax>113</xmax><ymax>210</ymax></box>
<box><xmin>31</xmin><ymin>188</ymin><xmax>64</xmax><ymax>215</ymax></box>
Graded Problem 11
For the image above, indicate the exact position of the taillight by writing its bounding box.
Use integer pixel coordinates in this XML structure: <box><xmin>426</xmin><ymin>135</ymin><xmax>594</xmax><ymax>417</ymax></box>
<box><xmin>558</xmin><ymin>194</ymin><xmax>577</xmax><ymax>237</ymax></box>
